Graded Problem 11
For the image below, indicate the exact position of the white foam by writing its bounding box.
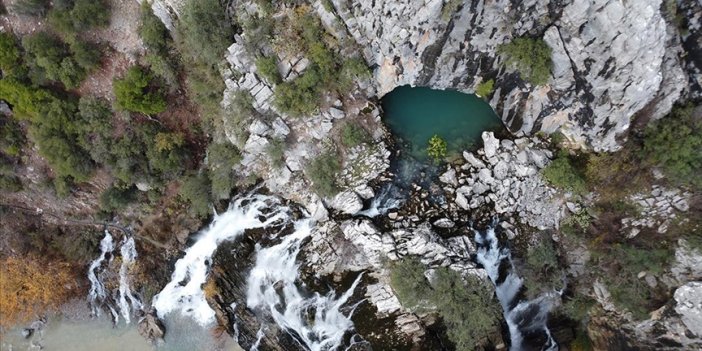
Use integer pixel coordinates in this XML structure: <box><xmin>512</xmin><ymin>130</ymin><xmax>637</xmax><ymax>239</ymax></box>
<box><xmin>118</xmin><ymin>237</ymin><xmax>142</xmax><ymax>323</ymax></box>
<box><xmin>246</xmin><ymin>218</ymin><xmax>363</xmax><ymax>351</ymax></box>
<box><xmin>88</xmin><ymin>231</ymin><xmax>114</xmax><ymax>317</ymax></box>
<box><xmin>152</xmin><ymin>194</ymin><xmax>290</xmax><ymax>326</ymax></box>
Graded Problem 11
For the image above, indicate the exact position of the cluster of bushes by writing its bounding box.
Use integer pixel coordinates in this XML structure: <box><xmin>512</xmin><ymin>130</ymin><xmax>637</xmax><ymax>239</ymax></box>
<box><xmin>520</xmin><ymin>235</ymin><xmax>563</xmax><ymax>297</ymax></box>
<box><xmin>272</xmin><ymin>6</ymin><xmax>370</xmax><ymax>116</ymax></box>
<box><xmin>498</xmin><ymin>37</ymin><xmax>552</xmax><ymax>86</ymax></box>
<box><xmin>390</xmin><ymin>258</ymin><xmax>502</xmax><ymax>350</ymax></box>
<box><xmin>47</xmin><ymin>0</ymin><xmax>111</xmax><ymax>35</ymax></box>
<box><xmin>475</xmin><ymin>78</ymin><xmax>494</xmax><ymax>98</ymax></box>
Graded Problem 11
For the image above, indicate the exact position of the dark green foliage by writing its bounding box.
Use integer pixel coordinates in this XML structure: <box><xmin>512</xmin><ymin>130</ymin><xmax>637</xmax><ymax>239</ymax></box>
<box><xmin>432</xmin><ymin>268</ymin><xmax>501</xmax><ymax>350</ymax></box>
<box><xmin>0</xmin><ymin>32</ymin><xmax>24</xmax><ymax>77</ymax></box>
<box><xmin>542</xmin><ymin>150</ymin><xmax>587</xmax><ymax>194</ymax></box>
<box><xmin>113</xmin><ymin>66</ymin><xmax>167</xmax><ymax>114</ymax></box>
<box><xmin>68</xmin><ymin>39</ymin><xmax>101</xmax><ymax>71</ymax></box>
<box><xmin>26</xmin><ymin>227</ymin><xmax>101</xmax><ymax>264</ymax></box>
<box><xmin>306</xmin><ymin>151</ymin><xmax>341</xmax><ymax>197</ymax></box>
<box><xmin>499</xmin><ymin>37</ymin><xmax>552</xmax><ymax>86</ymax></box>
<box><xmin>560</xmin><ymin>293</ymin><xmax>595</xmax><ymax>322</ymax></box>
<box><xmin>389</xmin><ymin>258</ymin><xmax>502</xmax><ymax>350</ymax></box>
<box><xmin>75</xmin><ymin>96</ymin><xmax>113</xmax><ymax>152</ymax></box>
<box><xmin>99</xmin><ymin>184</ymin><xmax>138</xmax><ymax>212</ymax></box>
<box><xmin>337</xmin><ymin>58</ymin><xmax>371</xmax><ymax>91</ymax></box>
<box><xmin>139</xmin><ymin>1</ymin><xmax>171</xmax><ymax>54</ymax></box>
<box><xmin>179</xmin><ymin>171</ymin><xmax>213</xmax><ymax>218</ymax></box>
<box><xmin>207</xmin><ymin>142</ymin><xmax>241</xmax><ymax>199</ymax></box>
<box><xmin>47</xmin><ymin>0</ymin><xmax>110</xmax><ymax>34</ymax></box>
<box><xmin>10</xmin><ymin>0</ymin><xmax>50</xmax><ymax>17</ymax></box>
<box><xmin>21</xmin><ymin>32</ymin><xmax>99</xmax><ymax>88</ymax></box>
<box><xmin>177</xmin><ymin>0</ymin><xmax>234</xmax><ymax>69</ymax></box>
<box><xmin>0</xmin><ymin>114</ymin><xmax>25</xmax><ymax>158</ymax></box>
<box><xmin>266</xmin><ymin>138</ymin><xmax>286</xmax><ymax>168</ymax></box>
<box><xmin>255</xmin><ymin>56</ymin><xmax>282</xmax><ymax>84</ymax></box>
<box><xmin>643</xmin><ymin>105</ymin><xmax>702</xmax><ymax>189</ymax></box>
<box><xmin>31</xmin><ymin>97</ymin><xmax>94</xmax><ymax>182</ymax></box>
<box><xmin>340</xmin><ymin>122</ymin><xmax>370</xmax><ymax>148</ymax></box>
<box><xmin>389</xmin><ymin>257</ymin><xmax>433</xmax><ymax>311</ymax></box>
<box><xmin>221</xmin><ymin>91</ymin><xmax>256</xmax><ymax>145</ymax></box>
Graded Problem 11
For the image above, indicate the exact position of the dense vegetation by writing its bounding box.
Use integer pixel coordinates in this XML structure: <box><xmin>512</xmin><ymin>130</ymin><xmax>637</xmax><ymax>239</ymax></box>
<box><xmin>499</xmin><ymin>37</ymin><xmax>552</xmax><ymax>86</ymax></box>
<box><xmin>113</xmin><ymin>66</ymin><xmax>167</xmax><ymax>114</ymax></box>
<box><xmin>390</xmin><ymin>258</ymin><xmax>501</xmax><ymax>350</ymax></box>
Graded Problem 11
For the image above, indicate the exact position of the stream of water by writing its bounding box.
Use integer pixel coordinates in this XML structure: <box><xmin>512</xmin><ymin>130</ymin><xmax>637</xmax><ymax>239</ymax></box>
<box><xmin>474</xmin><ymin>225</ymin><xmax>560</xmax><ymax>351</ymax></box>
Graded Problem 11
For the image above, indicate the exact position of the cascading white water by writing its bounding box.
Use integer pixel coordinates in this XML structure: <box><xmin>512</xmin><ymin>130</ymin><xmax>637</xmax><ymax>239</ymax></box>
<box><xmin>246</xmin><ymin>218</ymin><xmax>364</xmax><ymax>351</ymax></box>
<box><xmin>87</xmin><ymin>231</ymin><xmax>143</xmax><ymax>324</ymax></box>
<box><xmin>152</xmin><ymin>194</ymin><xmax>291</xmax><ymax>326</ymax></box>
<box><xmin>358</xmin><ymin>184</ymin><xmax>404</xmax><ymax>218</ymax></box>
<box><xmin>88</xmin><ymin>231</ymin><xmax>114</xmax><ymax>317</ymax></box>
<box><xmin>118</xmin><ymin>237</ymin><xmax>142</xmax><ymax>324</ymax></box>
<box><xmin>475</xmin><ymin>226</ymin><xmax>558</xmax><ymax>351</ymax></box>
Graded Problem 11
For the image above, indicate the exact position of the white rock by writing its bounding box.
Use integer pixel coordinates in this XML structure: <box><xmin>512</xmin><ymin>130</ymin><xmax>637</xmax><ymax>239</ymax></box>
<box><xmin>330</xmin><ymin>191</ymin><xmax>363</xmax><ymax>215</ymax></box>
<box><xmin>439</xmin><ymin>168</ymin><xmax>458</xmax><ymax>186</ymax></box>
<box><xmin>482</xmin><ymin>132</ymin><xmax>499</xmax><ymax>159</ymax></box>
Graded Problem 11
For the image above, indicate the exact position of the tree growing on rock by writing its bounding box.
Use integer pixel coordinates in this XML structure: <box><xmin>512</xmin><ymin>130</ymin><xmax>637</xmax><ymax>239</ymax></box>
<box><xmin>427</xmin><ymin>134</ymin><xmax>447</xmax><ymax>162</ymax></box>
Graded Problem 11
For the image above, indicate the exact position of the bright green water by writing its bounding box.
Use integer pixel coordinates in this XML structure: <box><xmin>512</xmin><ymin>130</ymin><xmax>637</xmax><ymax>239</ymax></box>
<box><xmin>381</xmin><ymin>85</ymin><xmax>504</xmax><ymax>159</ymax></box>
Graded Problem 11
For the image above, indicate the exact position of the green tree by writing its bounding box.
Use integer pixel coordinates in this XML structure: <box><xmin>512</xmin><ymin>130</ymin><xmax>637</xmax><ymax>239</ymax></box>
<box><xmin>179</xmin><ymin>171</ymin><xmax>213</xmax><ymax>218</ymax></box>
<box><xmin>643</xmin><ymin>105</ymin><xmax>702</xmax><ymax>189</ymax></box>
<box><xmin>427</xmin><ymin>134</ymin><xmax>447</xmax><ymax>162</ymax></box>
<box><xmin>22</xmin><ymin>32</ymin><xmax>89</xmax><ymax>88</ymax></box>
<box><xmin>113</xmin><ymin>66</ymin><xmax>167</xmax><ymax>114</ymax></box>
<box><xmin>389</xmin><ymin>258</ymin><xmax>433</xmax><ymax>311</ymax></box>
<box><xmin>177</xmin><ymin>0</ymin><xmax>234</xmax><ymax>69</ymax></box>
<box><xmin>306</xmin><ymin>150</ymin><xmax>341</xmax><ymax>197</ymax></box>
<box><xmin>207</xmin><ymin>142</ymin><xmax>241</xmax><ymax>199</ymax></box>
<box><xmin>475</xmin><ymin>79</ymin><xmax>494</xmax><ymax>98</ymax></box>
<box><xmin>266</xmin><ymin>138</ymin><xmax>286</xmax><ymax>168</ymax></box>
<box><xmin>499</xmin><ymin>37</ymin><xmax>552</xmax><ymax>86</ymax></box>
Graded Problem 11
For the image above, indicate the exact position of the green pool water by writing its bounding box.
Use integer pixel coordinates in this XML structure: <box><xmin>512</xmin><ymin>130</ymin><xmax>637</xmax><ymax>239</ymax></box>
<box><xmin>381</xmin><ymin>85</ymin><xmax>504</xmax><ymax>159</ymax></box>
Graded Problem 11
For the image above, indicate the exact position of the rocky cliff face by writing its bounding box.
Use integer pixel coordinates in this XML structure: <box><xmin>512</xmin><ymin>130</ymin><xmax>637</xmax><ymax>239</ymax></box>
<box><xmin>327</xmin><ymin>0</ymin><xmax>694</xmax><ymax>151</ymax></box>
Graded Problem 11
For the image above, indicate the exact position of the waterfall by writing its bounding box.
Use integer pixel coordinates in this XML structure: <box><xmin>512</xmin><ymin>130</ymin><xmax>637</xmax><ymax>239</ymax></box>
<box><xmin>152</xmin><ymin>194</ymin><xmax>291</xmax><ymax>326</ymax></box>
<box><xmin>358</xmin><ymin>184</ymin><xmax>404</xmax><ymax>217</ymax></box>
<box><xmin>246</xmin><ymin>218</ymin><xmax>364</xmax><ymax>351</ymax></box>
<box><xmin>474</xmin><ymin>225</ymin><xmax>559</xmax><ymax>351</ymax></box>
<box><xmin>88</xmin><ymin>230</ymin><xmax>114</xmax><ymax>317</ymax></box>
<box><xmin>87</xmin><ymin>230</ymin><xmax>143</xmax><ymax>324</ymax></box>
<box><xmin>118</xmin><ymin>237</ymin><xmax>142</xmax><ymax>324</ymax></box>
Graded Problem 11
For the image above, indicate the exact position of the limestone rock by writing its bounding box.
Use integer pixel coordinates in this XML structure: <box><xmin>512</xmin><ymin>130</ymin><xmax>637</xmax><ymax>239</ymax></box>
<box><xmin>330</xmin><ymin>191</ymin><xmax>363</xmax><ymax>215</ymax></box>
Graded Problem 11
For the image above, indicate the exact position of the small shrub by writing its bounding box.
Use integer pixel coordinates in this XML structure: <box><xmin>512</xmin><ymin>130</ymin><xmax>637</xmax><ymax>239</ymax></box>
<box><xmin>499</xmin><ymin>37</ymin><xmax>552</xmax><ymax>86</ymax></box>
<box><xmin>207</xmin><ymin>142</ymin><xmax>241</xmax><ymax>199</ymax></box>
<box><xmin>522</xmin><ymin>236</ymin><xmax>563</xmax><ymax>297</ymax></box>
<box><xmin>100</xmin><ymin>184</ymin><xmax>138</xmax><ymax>212</ymax></box>
<box><xmin>427</xmin><ymin>134</ymin><xmax>447</xmax><ymax>162</ymax></box>
<box><xmin>47</xmin><ymin>0</ymin><xmax>110</xmax><ymax>33</ymax></box>
<box><xmin>113</xmin><ymin>66</ymin><xmax>167</xmax><ymax>114</ymax></box>
<box><xmin>340</xmin><ymin>122</ymin><xmax>370</xmax><ymax>148</ymax></box>
<box><xmin>266</xmin><ymin>137</ymin><xmax>286</xmax><ymax>168</ymax></box>
<box><xmin>306</xmin><ymin>150</ymin><xmax>341</xmax><ymax>197</ymax></box>
<box><xmin>475</xmin><ymin>79</ymin><xmax>494</xmax><ymax>98</ymax></box>
<box><xmin>255</xmin><ymin>56</ymin><xmax>282</xmax><ymax>84</ymax></box>
<box><xmin>541</xmin><ymin>150</ymin><xmax>587</xmax><ymax>194</ymax></box>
